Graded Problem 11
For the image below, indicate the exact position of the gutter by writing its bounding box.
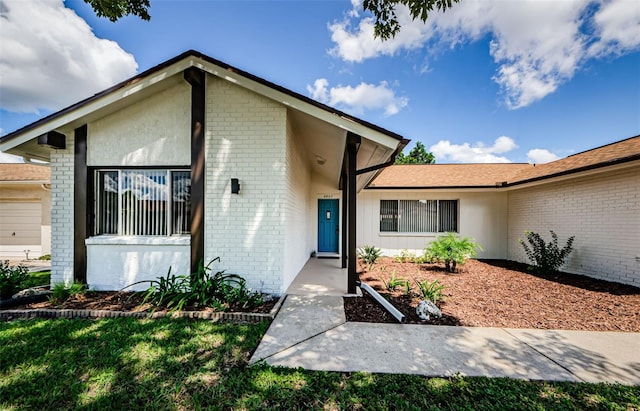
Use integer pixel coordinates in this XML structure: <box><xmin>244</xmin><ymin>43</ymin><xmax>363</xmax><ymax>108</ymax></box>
<box><xmin>358</xmin><ymin>281</ymin><xmax>406</xmax><ymax>323</ymax></box>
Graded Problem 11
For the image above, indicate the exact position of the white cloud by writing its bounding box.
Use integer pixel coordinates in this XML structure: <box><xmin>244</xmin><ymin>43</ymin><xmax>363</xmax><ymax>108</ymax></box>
<box><xmin>527</xmin><ymin>148</ymin><xmax>560</xmax><ymax>164</ymax></box>
<box><xmin>0</xmin><ymin>151</ymin><xmax>23</xmax><ymax>163</ymax></box>
<box><xmin>329</xmin><ymin>6</ymin><xmax>433</xmax><ymax>63</ymax></box>
<box><xmin>0</xmin><ymin>0</ymin><xmax>138</xmax><ymax>113</ymax></box>
<box><xmin>590</xmin><ymin>0</ymin><xmax>640</xmax><ymax>56</ymax></box>
<box><xmin>429</xmin><ymin>136</ymin><xmax>517</xmax><ymax>163</ymax></box>
<box><xmin>329</xmin><ymin>0</ymin><xmax>640</xmax><ymax>109</ymax></box>
<box><xmin>307</xmin><ymin>78</ymin><xmax>408</xmax><ymax>116</ymax></box>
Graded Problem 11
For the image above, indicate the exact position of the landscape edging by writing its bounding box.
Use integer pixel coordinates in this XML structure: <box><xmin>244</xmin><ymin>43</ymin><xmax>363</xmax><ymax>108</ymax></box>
<box><xmin>0</xmin><ymin>294</ymin><xmax>286</xmax><ymax>323</ymax></box>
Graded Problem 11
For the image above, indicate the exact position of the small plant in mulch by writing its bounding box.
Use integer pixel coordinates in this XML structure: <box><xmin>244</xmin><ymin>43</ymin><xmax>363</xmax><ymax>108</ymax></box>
<box><xmin>380</xmin><ymin>269</ymin><xmax>409</xmax><ymax>292</ymax></box>
<box><xmin>519</xmin><ymin>230</ymin><xmax>575</xmax><ymax>274</ymax></box>
<box><xmin>357</xmin><ymin>245</ymin><xmax>382</xmax><ymax>271</ymax></box>
<box><xmin>414</xmin><ymin>278</ymin><xmax>446</xmax><ymax>304</ymax></box>
<box><xmin>49</xmin><ymin>282</ymin><xmax>87</xmax><ymax>305</ymax></box>
<box><xmin>425</xmin><ymin>233</ymin><xmax>482</xmax><ymax>273</ymax></box>
<box><xmin>126</xmin><ymin>258</ymin><xmax>264</xmax><ymax>313</ymax></box>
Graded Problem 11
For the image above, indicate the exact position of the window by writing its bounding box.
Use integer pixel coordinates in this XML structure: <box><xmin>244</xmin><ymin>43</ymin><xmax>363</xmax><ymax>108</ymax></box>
<box><xmin>380</xmin><ymin>200</ymin><xmax>458</xmax><ymax>233</ymax></box>
<box><xmin>94</xmin><ymin>169</ymin><xmax>190</xmax><ymax>236</ymax></box>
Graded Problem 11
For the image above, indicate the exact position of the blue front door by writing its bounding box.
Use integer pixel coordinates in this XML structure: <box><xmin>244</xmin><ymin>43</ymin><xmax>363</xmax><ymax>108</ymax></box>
<box><xmin>318</xmin><ymin>199</ymin><xmax>339</xmax><ymax>253</ymax></box>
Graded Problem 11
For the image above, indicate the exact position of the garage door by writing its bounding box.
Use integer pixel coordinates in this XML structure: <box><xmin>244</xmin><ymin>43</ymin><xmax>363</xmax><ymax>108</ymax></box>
<box><xmin>0</xmin><ymin>201</ymin><xmax>41</xmax><ymax>258</ymax></box>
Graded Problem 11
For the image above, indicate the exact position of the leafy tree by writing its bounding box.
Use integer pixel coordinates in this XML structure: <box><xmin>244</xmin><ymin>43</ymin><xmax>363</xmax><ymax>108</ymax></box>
<box><xmin>84</xmin><ymin>0</ymin><xmax>459</xmax><ymax>40</ymax></box>
<box><xmin>83</xmin><ymin>0</ymin><xmax>150</xmax><ymax>22</ymax></box>
<box><xmin>363</xmin><ymin>0</ymin><xmax>461</xmax><ymax>40</ymax></box>
<box><xmin>395</xmin><ymin>141</ymin><xmax>435</xmax><ymax>164</ymax></box>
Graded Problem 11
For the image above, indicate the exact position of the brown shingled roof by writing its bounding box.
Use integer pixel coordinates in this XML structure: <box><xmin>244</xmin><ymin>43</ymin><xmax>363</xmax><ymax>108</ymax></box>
<box><xmin>0</xmin><ymin>164</ymin><xmax>50</xmax><ymax>182</ymax></box>
<box><xmin>368</xmin><ymin>135</ymin><xmax>640</xmax><ymax>189</ymax></box>
<box><xmin>369</xmin><ymin>163</ymin><xmax>532</xmax><ymax>188</ymax></box>
<box><xmin>508</xmin><ymin>135</ymin><xmax>640</xmax><ymax>185</ymax></box>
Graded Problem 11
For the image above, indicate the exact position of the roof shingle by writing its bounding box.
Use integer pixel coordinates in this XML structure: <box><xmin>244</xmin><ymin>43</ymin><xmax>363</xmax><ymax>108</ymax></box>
<box><xmin>368</xmin><ymin>135</ymin><xmax>640</xmax><ymax>189</ymax></box>
<box><xmin>0</xmin><ymin>164</ymin><xmax>50</xmax><ymax>182</ymax></box>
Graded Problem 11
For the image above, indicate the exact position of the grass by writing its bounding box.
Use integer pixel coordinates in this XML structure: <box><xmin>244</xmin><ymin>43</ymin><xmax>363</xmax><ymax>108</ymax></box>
<box><xmin>21</xmin><ymin>270</ymin><xmax>51</xmax><ymax>289</ymax></box>
<box><xmin>1</xmin><ymin>318</ymin><xmax>638</xmax><ymax>410</ymax></box>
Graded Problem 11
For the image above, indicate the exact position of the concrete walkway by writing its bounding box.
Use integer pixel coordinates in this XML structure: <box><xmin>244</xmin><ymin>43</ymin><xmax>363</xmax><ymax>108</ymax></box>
<box><xmin>251</xmin><ymin>295</ymin><xmax>640</xmax><ymax>385</ymax></box>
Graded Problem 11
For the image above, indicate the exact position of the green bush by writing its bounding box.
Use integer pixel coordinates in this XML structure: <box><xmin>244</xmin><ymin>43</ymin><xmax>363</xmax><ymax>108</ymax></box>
<box><xmin>415</xmin><ymin>278</ymin><xmax>446</xmax><ymax>303</ymax></box>
<box><xmin>128</xmin><ymin>258</ymin><xmax>263</xmax><ymax>312</ymax></box>
<box><xmin>357</xmin><ymin>245</ymin><xmax>382</xmax><ymax>270</ymax></box>
<box><xmin>425</xmin><ymin>233</ymin><xmax>482</xmax><ymax>273</ymax></box>
<box><xmin>38</xmin><ymin>254</ymin><xmax>51</xmax><ymax>261</ymax></box>
<box><xmin>0</xmin><ymin>261</ymin><xmax>29</xmax><ymax>299</ymax></box>
<box><xmin>519</xmin><ymin>230</ymin><xmax>575</xmax><ymax>274</ymax></box>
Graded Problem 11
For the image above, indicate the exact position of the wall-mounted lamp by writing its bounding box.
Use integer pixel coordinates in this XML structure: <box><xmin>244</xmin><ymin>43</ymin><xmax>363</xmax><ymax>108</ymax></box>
<box><xmin>231</xmin><ymin>178</ymin><xmax>240</xmax><ymax>194</ymax></box>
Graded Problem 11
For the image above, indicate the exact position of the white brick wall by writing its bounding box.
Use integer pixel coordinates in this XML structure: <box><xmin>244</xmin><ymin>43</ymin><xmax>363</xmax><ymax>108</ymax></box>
<box><xmin>88</xmin><ymin>83</ymin><xmax>190</xmax><ymax>166</ymax></box>
<box><xmin>508</xmin><ymin>167</ymin><xmax>640</xmax><ymax>286</ymax></box>
<box><xmin>283</xmin><ymin>114</ymin><xmax>313</xmax><ymax>290</ymax></box>
<box><xmin>50</xmin><ymin>138</ymin><xmax>75</xmax><ymax>286</ymax></box>
<box><xmin>204</xmin><ymin>75</ymin><xmax>288</xmax><ymax>294</ymax></box>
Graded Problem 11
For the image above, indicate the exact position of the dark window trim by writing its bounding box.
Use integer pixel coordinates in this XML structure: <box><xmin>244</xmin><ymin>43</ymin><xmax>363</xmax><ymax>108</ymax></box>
<box><xmin>379</xmin><ymin>199</ymin><xmax>459</xmax><ymax>234</ymax></box>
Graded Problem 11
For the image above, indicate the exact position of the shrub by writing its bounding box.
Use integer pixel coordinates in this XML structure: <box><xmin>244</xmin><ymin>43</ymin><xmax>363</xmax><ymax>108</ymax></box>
<box><xmin>0</xmin><ymin>261</ymin><xmax>29</xmax><ymax>299</ymax></box>
<box><xmin>415</xmin><ymin>278</ymin><xmax>446</xmax><ymax>303</ymax></box>
<box><xmin>425</xmin><ymin>233</ymin><xmax>482</xmax><ymax>273</ymax></box>
<box><xmin>37</xmin><ymin>254</ymin><xmax>51</xmax><ymax>261</ymax></box>
<box><xmin>128</xmin><ymin>258</ymin><xmax>263</xmax><ymax>312</ymax></box>
<box><xmin>519</xmin><ymin>230</ymin><xmax>575</xmax><ymax>274</ymax></box>
<box><xmin>357</xmin><ymin>245</ymin><xmax>382</xmax><ymax>271</ymax></box>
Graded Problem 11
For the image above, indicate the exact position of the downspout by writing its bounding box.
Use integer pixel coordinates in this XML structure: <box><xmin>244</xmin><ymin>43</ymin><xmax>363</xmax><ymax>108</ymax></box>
<box><xmin>357</xmin><ymin>281</ymin><xmax>406</xmax><ymax>323</ymax></box>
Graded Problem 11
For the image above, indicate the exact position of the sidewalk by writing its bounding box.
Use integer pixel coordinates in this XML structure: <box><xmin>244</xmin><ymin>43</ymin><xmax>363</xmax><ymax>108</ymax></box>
<box><xmin>5</xmin><ymin>259</ymin><xmax>51</xmax><ymax>272</ymax></box>
<box><xmin>251</xmin><ymin>295</ymin><xmax>640</xmax><ymax>385</ymax></box>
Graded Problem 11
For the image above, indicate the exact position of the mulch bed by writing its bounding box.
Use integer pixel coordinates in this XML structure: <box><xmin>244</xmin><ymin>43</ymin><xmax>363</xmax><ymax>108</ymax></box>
<box><xmin>344</xmin><ymin>258</ymin><xmax>640</xmax><ymax>332</ymax></box>
<box><xmin>3</xmin><ymin>291</ymin><xmax>277</xmax><ymax>314</ymax></box>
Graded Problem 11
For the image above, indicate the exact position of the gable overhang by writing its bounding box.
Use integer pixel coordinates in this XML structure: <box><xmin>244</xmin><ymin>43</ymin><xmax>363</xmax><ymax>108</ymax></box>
<box><xmin>0</xmin><ymin>51</ymin><xmax>406</xmax><ymax>176</ymax></box>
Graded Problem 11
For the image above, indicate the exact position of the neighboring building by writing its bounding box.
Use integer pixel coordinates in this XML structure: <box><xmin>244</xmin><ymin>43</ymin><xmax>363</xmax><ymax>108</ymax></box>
<box><xmin>361</xmin><ymin>135</ymin><xmax>640</xmax><ymax>287</ymax></box>
<box><xmin>0</xmin><ymin>164</ymin><xmax>51</xmax><ymax>259</ymax></box>
<box><xmin>0</xmin><ymin>51</ymin><xmax>407</xmax><ymax>294</ymax></box>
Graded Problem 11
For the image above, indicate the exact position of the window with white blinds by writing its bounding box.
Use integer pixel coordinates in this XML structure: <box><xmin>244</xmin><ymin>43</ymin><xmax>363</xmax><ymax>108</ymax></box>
<box><xmin>380</xmin><ymin>200</ymin><xmax>458</xmax><ymax>233</ymax></box>
<box><xmin>95</xmin><ymin>169</ymin><xmax>190</xmax><ymax>236</ymax></box>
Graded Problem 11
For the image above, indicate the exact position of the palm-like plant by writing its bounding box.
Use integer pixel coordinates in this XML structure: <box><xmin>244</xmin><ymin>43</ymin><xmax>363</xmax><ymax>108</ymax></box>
<box><xmin>425</xmin><ymin>233</ymin><xmax>482</xmax><ymax>273</ymax></box>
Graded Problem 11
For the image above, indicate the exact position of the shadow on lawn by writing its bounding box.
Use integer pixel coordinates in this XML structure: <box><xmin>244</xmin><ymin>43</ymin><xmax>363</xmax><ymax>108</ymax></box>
<box><xmin>1</xmin><ymin>317</ymin><xmax>637</xmax><ymax>409</ymax></box>
<box><xmin>480</xmin><ymin>259</ymin><xmax>640</xmax><ymax>296</ymax></box>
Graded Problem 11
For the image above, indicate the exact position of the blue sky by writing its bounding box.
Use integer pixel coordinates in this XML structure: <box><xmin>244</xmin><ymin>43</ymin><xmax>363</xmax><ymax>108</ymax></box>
<box><xmin>1</xmin><ymin>0</ymin><xmax>639</xmax><ymax>163</ymax></box>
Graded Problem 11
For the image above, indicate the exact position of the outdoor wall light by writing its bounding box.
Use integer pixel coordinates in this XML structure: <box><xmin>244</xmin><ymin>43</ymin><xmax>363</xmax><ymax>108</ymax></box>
<box><xmin>231</xmin><ymin>178</ymin><xmax>240</xmax><ymax>194</ymax></box>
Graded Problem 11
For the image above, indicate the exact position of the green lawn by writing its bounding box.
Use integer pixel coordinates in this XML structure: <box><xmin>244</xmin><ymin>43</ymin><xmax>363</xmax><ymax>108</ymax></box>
<box><xmin>1</xmin><ymin>318</ymin><xmax>638</xmax><ymax>410</ymax></box>
<box><xmin>23</xmin><ymin>271</ymin><xmax>51</xmax><ymax>288</ymax></box>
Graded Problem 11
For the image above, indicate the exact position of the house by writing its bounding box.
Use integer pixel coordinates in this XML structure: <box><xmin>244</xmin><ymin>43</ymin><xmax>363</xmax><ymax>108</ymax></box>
<box><xmin>0</xmin><ymin>50</ymin><xmax>408</xmax><ymax>294</ymax></box>
<box><xmin>0</xmin><ymin>164</ymin><xmax>51</xmax><ymax>260</ymax></box>
<box><xmin>360</xmin><ymin>135</ymin><xmax>640</xmax><ymax>287</ymax></box>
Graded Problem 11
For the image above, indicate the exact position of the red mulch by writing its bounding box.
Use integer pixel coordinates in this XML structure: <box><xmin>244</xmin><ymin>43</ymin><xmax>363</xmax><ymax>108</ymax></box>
<box><xmin>5</xmin><ymin>291</ymin><xmax>276</xmax><ymax>314</ymax></box>
<box><xmin>344</xmin><ymin>258</ymin><xmax>640</xmax><ymax>332</ymax></box>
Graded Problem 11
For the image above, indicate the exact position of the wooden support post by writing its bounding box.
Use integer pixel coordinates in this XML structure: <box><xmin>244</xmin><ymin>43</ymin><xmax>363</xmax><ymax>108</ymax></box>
<box><xmin>74</xmin><ymin>125</ymin><xmax>87</xmax><ymax>283</ymax></box>
<box><xmin>346</xmin><ymin>132</ymin><xmax>360</xmax><ymax>294</ymax></box>
<box><xmin>184</xmin><ymin>67</ymin><xmax>206</xmax><ymax>275</ymax></box>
